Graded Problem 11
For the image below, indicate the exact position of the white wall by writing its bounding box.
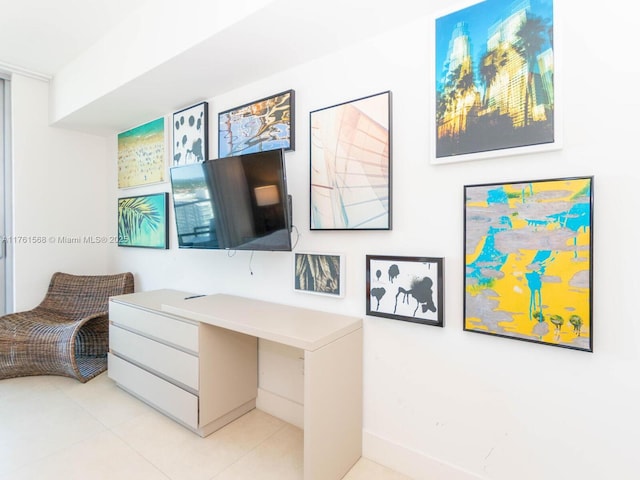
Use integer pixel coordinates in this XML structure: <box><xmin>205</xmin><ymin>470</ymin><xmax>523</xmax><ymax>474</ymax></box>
<box><xmin>10</xmin><ymin>75</ymin><xmax>111</xmax><ymax>309</ymax></box>
<box><xmin>13</xmin><ymin>1</ymin><xmax>634</xmax><ymax>479</ymax></box>
<box><xmin>107</xmin><ymin>5</ymin><xmax>640</xmax><ymax>479</ymax></box>
<box><xmin>50</xmin><ymin>0</ymin><xmax>275</xmax><ymax>128</ymax></box>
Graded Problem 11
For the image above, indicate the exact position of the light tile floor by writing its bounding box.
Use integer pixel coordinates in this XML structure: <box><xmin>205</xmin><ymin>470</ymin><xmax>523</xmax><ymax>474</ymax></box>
<box><xmin>0</xmin><ymin>373</ymin><xmax>412</xmax><ymax>480</ymax></box>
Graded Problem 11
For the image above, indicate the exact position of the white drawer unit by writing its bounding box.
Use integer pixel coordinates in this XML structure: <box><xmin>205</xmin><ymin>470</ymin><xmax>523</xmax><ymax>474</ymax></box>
<box><xmin>109</xmin><ymin>324</ymin><xmax>199</xmax><ymax>391</ymax></box>
<box><xmin>109</xmin><ymin>289</ymin><xmax>363</xmax><ymax>480</ymax></box>
<box><xmin>109</xmin><ymin>299</ymin><xmax>198</xmax><ymax>352</ymax></box>
<box><xmin>108</xmin><ymin>289</ymin><xmax>258</xmax><ymax>437</ymax></box>
<box><xmin>108</xmin><ymin>353</ymin><xmax>199</xmax><ymax>428</ymax></box>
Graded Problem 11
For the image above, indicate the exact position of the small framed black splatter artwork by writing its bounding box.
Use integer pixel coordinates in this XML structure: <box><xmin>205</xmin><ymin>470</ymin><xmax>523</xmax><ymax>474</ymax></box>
<box><xmin>366</xmin><ymin>255</ymin><xmax>444</xmax><ymax>327</ymax></box>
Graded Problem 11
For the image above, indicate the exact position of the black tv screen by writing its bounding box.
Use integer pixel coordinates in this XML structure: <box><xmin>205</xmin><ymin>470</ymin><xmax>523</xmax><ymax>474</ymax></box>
<box><xmin>169</xmin><ymin>149</ymin><xmax>292</xmax><ymax>251</ymax></box>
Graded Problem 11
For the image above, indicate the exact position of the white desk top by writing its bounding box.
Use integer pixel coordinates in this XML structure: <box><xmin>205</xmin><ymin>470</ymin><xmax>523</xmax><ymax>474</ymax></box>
<box><xmin>157</xmin><ymin>291</ymin><xmax>362</xmax><ymax>352</ymax></box>
<box><xmin>111</xmin><ymin>289</ymin><xmax>196</xmax><ymax>314</ymax></box>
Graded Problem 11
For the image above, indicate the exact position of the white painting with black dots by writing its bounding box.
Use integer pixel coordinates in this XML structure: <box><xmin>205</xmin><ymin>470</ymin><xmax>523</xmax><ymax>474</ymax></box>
<box><xmin>173</xmin><ymin>101</ymin><xmax>208</xmax><ymax>165</ymax></box>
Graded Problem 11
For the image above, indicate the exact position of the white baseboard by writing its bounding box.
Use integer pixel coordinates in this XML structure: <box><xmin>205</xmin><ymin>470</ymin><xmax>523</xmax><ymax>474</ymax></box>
<box><xmin>256</xmin><ymin>387</ymin><xmax>304</xmax><ymax>429</ymax></box>
<box><xmin>255</xmin><ymin>391</ymin><xmax>484</xmax><ymax>480</ymax></box>
<box><xmin>363</xmin><ymin>430</ymin><xmax>485</xmax><ymax>480</ymax></box>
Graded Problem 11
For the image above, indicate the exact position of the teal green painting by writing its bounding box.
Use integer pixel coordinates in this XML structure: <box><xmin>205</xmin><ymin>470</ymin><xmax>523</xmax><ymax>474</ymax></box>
<box><xmin>118</xmin><ymin>192</ymin><xmax>168</xmax><ymax>249</ymax></box>
<box><xmin>118</xmin><ymin>117</ymin><xmax>166</xmax><ymax>188</ymax></box>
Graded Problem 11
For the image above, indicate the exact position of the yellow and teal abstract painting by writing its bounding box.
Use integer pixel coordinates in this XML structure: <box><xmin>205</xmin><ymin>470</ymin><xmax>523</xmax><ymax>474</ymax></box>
<box><xmin>464</xmin><ymin>177</ymin><xmax>593</xmax><ymax>351</ymax></box>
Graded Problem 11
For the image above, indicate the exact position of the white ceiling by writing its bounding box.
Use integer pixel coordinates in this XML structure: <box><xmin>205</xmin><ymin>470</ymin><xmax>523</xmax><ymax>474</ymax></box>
<box><xmin>0</xmin><ymin>0</ymin><xmax>148</xmax><ymax>77</ymax></box>
<box><xmin>0</xmin><ymin>0</ymin><xmax>441</xmax><ymax>134</ymax></box>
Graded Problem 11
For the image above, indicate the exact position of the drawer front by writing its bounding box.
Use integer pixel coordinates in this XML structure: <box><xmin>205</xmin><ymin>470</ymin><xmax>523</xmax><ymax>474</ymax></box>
<box><xmin>109</xmin><ymin>300</ymin><xmax>198</xmax><ymax>353</ymax></box>
<box><xmin>110</xmin><ymin>325</ymin><xmax>199</xmax><ymax>391</ymax></box>
<box><xmin>108</xmin><ymin>353</ymin><xmax>198</xmax><ymax>429</ymax></box>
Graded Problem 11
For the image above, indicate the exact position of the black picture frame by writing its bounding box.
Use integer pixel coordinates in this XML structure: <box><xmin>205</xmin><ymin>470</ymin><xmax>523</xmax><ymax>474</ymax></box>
<box><xmin>310</xmin><ymin>91</ymin><xmax>392</xmax><ymax>230</ymax></box>
<box><xmin>464</xmin><ymin>176</ymin><xmax>593</xmax><ymax>351</ymax></box>
<box><xmin>217</xmin><ymin>89</ymin><xmax>295</xmax><ymax>158</ymax></box>
<box><xmin>172</xmin><ymin>101</ymin><xmax>209</xmax><ymax>166</ymax></box>
<box><xmin>366</xmin><ymin>255</ymin><xmax>444</xmax><ymax>327</ymax></box>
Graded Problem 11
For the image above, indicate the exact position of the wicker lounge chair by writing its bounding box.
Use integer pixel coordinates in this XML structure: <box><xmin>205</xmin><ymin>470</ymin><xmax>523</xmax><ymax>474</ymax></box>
<box><xmin>0</xmin><ymin>271</ymin><xmax>134</xmax><ymax>383</ymax></box>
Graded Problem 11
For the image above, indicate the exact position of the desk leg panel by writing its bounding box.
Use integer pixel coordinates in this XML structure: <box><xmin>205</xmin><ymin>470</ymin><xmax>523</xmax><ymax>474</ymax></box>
<box><xmin>199</xmin><ymin>325</ymin><xmax>258</xmax><ymax>428</ymax></box>
<box><xmin>303</xmin><ymin>328</ymin><xmax>363</xmax><ymax>480</ymax></box>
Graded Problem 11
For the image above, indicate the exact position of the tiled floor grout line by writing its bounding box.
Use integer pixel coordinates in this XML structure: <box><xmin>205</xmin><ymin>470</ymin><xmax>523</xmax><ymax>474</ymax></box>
<box><xmin>208</xmin><ymin>419</ymin><xmax>293</xmax><ymax>480</ymax></box>
<box><xmin>51</xmin><ymin>377</ymin><xmax>173</xmax><ymax>480</ymax></box>
<box><xmin>2</xmin><ymin>375</ymin><xmax>411</xmax><ymax>479</ymax></box>
<box><xmin>108</xmin><ymin>426</ymin><xmax>174</xmax><ymax>480</ymax></box>
<box><xmin>0</xmin><ymin>381</ymin><xmax>93</xmax><ymax>477</ymax></box>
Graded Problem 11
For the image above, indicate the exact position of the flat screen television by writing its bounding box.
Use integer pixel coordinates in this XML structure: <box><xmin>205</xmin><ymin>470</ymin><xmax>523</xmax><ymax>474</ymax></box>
<box><xmin>169</xmin><ymin>149</ymin><xmax>292</xmax><ymax>251</ymax></box>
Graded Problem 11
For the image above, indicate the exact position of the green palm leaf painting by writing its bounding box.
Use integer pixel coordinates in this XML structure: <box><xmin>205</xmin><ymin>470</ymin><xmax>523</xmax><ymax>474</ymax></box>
<box><xmin>118</xmin><ymin>193</ymin><xmax>168</xmax><ymax>249</ymax></box>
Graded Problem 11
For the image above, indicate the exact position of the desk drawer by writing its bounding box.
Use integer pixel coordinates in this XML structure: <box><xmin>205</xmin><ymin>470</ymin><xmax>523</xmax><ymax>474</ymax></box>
<box><xmin>110</xmin><ymin>300</ymin><xmax>198</xmax><ymax>353</ymax></box>
<box><xmin>109</xmin><ymin>325</ymin><xmax>199</xmax><ymax>391</ymax></box>
<box><xmin>108</xmin><ymin>353</ymin><xmax>198</xmax><ymax>429</ymax></box>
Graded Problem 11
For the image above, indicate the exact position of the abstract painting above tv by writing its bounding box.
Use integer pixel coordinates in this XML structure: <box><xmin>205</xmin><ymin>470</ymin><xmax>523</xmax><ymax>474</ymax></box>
<box><xmin>432</xmin><ymin>0</ymin><xmax>559</xmax><ymax>163</ymax></box>
<box><xmin>173</xmin><ymin>102</ymin><xmax>208</xmax><ymax>166</ymax></box>
<box><xmin>218</xmin><ymin>90</ymin><xmax>295</xmax><ymax>158</ymax></box>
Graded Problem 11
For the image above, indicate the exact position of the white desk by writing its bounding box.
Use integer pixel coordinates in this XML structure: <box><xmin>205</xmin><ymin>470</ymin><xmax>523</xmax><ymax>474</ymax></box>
<box><xmin>108</xmin><ymin>290</ymin><xmax>363</xmax><ymax>480</ymax></box>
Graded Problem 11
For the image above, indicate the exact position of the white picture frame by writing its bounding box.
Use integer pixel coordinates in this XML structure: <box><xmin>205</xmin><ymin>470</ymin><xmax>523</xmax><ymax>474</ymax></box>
<box><xmin>293</xmin><ymin>252</ymin><xmax>345</xmax><ymax>297</ymax></box>
<box><xmin>430</xmin><ymin>0</ymin><xmax>561</xmax><ymax>164</ymax></box>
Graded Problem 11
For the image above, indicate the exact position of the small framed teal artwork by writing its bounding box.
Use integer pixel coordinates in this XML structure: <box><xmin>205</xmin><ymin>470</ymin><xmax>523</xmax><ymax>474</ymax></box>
<box><xmin>118</xmin><ymin>192</ymin><xmax>169</xmax><ymax>249</ymax></box>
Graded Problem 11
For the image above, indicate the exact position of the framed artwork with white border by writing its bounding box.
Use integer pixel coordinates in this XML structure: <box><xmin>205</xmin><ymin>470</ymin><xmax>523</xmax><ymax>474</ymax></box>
<box><xmin>431</xmin><ymin>0</ymin><xmax>561</xmax><ymax>164</ymax></box>
<box><xmin>294</xmin><ymin>252</ymin><xmax>345</xmax><ymax>297</ymax></box>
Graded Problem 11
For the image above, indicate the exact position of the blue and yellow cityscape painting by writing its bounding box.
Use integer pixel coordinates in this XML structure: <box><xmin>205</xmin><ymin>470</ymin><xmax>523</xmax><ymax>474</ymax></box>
<box><xmin>435</xmin><ymin>0</ymin><xmax>554</xmax><ymax>159</ymax></box>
